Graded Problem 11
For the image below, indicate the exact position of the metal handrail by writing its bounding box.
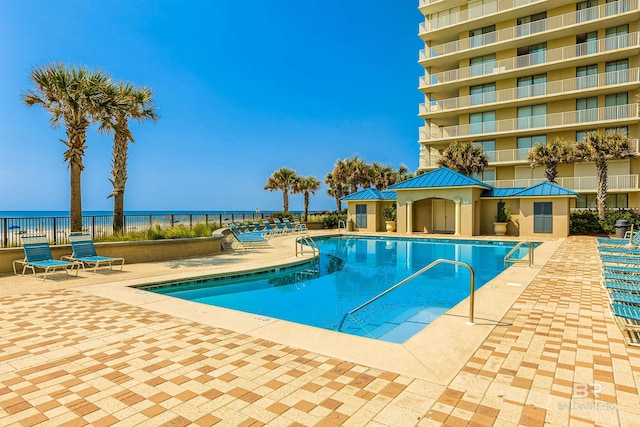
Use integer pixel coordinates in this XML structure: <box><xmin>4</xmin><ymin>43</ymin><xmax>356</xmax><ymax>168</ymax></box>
<box><xmin>296</xmin><ymin>234</ymin><xmax>319</xmax><ymax>258</ymax></box>
<box><xmin>338</xmin><ymin>220</ymin><xmax>346</xmax><ymax>231</ymax></box>
<box><xmin>504</xmin><ymin>241</ymin><xmax>535</xmax><ymax>268</ymax></box>
<box><xmin>338</xmin><ymin>259</ymin><xmax>476</xmax><ymax>331</ymax></box>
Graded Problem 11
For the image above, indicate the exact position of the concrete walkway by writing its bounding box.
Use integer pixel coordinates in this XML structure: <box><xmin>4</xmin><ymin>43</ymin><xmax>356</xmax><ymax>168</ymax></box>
<box><xmin>0</xmin><ymin>235</ymin><xmax>638</xmax><ymax>426</ymax></box>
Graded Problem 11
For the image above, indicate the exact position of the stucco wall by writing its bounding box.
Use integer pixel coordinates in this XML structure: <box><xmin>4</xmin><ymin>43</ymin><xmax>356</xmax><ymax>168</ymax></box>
<box><xmin>347</xmin><ymin>201</ymin><xmax>393</xmax><ymax>232</ymax></box>
<box><xmin>518</xmin><ymin>198</ymin><xmax>571</xmax><ymax>238</ymax></box>
<box><xmin>0</xmin><ymin>236</ymin><xmax>223</xmax><ymax>275</ymax></box>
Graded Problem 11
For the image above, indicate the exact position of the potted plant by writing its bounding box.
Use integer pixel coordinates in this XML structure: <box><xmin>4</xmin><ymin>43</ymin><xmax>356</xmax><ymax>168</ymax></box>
<box><xmin>493</xmin><ymin>203</ymin><xmax>511</xmax><ymax>236</ymax></box>
<box><xmin>383</xmin><ymin>204</ymin><xmax>397</xmax><ymax>232</ymax></box>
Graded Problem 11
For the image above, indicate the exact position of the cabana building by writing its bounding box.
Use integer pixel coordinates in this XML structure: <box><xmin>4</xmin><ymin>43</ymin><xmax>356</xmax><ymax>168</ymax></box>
<box><xmin>341</xmin><ymin>167</ymin><xmax>578</xmax><ymax>238</ymax></box>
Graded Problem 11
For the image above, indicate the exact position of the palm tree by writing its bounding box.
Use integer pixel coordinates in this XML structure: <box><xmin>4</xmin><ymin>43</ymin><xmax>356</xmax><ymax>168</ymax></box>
<box><xmin>108</xmin><ymin>83</ymin><xmax>158</xmax><ymax>234</ymax></box>
<box><xmin>437</xmin><ymin>141</ymin><xmax>488</xmax><ymax>177</ymax></box>
<box><xmin>527</xmin><ymin>137</ymin><xmax>572</xmax><ymax>184</ymax></box>
<box><xmin>574</xmin><ymin>131</ymin><xmax>635</xmax><ymax>220</ymax></box>
<box><xmin>367</xmin><ymin>162</ymin><xmax>394</xmax><ymax>190</ymax></box>
<box><xmin>23</xmin><ymin>63</ymin><xmax>116</xmax><ymax>232</ymax></box>
<box><xmin>334</xmin><ymin>155</ymin><xmax>368</xmax><ymax>194</ymax></box>
<box><xmin>324</xmin><ymin>172</ymin><xmax>346</xmax><ymax>213</ymax></box>
<box><xmin>293</xmin><ymin>176</ymin><xmax>320</xmax><ymax>221</ymax></box>
<box><xmin>264</xmin><ymin>167</ymin><xmax>298</xmax><ymax>212</ymax></box>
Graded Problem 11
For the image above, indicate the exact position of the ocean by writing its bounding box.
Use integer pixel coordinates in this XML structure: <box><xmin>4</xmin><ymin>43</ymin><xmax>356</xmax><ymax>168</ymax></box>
<box><xmin>0</xmin><ymin>210</ymin><xmax>280</xmax><ymax>218</ymax></box>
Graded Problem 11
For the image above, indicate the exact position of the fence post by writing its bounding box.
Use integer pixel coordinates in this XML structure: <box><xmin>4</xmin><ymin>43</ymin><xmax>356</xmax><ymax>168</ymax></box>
<box><xmin>2</xmin><ymin>218</ymin><xmax>7</xmax><ymax>248</ymax></box>
<box><xmin>92</xmin><ymin>216</ymin><xmax>96</xmax><ymax>239</ymax></box>
<box><xmin>53</xmin><ymin>218</ymin><xmax>58</xmax><ymax>245</ymax></box>
<box><xmin>170</xmin><ymin>214</ymin><xmax>175</xmax><ymax>227</ymax></box>
<box><xmin>190</xmin><ymin>214</ymin><xmax>193</xmax><ymax>230</ymax></box>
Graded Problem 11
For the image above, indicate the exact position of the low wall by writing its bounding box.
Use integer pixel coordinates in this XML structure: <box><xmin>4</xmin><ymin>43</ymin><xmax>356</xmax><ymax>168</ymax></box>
<box><xmin>0</xmin><ymin>236</ymin><xmax>224</xmax><ymax>275</ymax></box>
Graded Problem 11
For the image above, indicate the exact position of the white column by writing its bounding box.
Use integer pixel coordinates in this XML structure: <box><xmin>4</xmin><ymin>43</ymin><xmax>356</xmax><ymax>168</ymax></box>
<box><xmin>406</xmin><ymin>200</ymin><xmax>413</xmax><ymax>235</ymax></box>
<box><xmin>454</xmin><ymin>198</ymin><xmax>461</xmax><ymax>236</ymax></box>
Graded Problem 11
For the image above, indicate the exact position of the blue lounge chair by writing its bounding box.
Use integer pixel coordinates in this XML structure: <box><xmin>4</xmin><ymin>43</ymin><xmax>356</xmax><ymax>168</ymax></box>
<box><xmin>272</xmin><ymin>218</ymin><xmax>291</xmax><ymax>233</ymax></box>
<box><xmin>603</xmin><ymin>265</ymin><xmax>640</xmax><ymax>275</ymax></box>
<box><xmin>294</xmin><ymin>220</ymin><xmax>308</xmax><ymax>231</ymax></box>
<box><xmin>598</xmin><ymin>246</ymin><xmax>640</xmax><ymax>255</ymax></box>
<box><xmin>13</xmin><ymin>235</ymin><xmax>81</xmax><ymax>281</ymax></box>
<box><xmin>281</xmin><ymin>218</ymin><xmax>300</xmax><ymax>232</ymax></box>
<box><xmin>605</xmin><ymin>280</ymin><xmax>640</xmax><ymax>293</ymax></box>
<box><xmin>67</xmin><ymin>234</ymin><xmax>125</xmax><ymax>273</ymax></box>
<box><xmin>610</xmin><ymin>291</ymin><xmax>640</xmax><ymax>305</ymax></box>
<box><xmin>599</xmin><ymin>253</ymin><xmax>640</xmax><ymax>265</ymax></box>
<box><xmin>228</xmin><ymin>224</ymin><xmax>270</xmax><ymax>248</ymax></box>
<box><xmin>603</xmin><ymin>272</ymin><xmax>640</xmax><ymax>284</ymax></box>
<box><xmin>261</xmin><ymin>220</ymin><xmax>284</xmax><ymax>235</ymax></box>
<box><xmin>597</xmin><ymin>228</ymin><xmax>640</xmax><ymax>246</ymax></box>
<box><xmin>611</xmin><ymin>303</ymin><xmax>640</xmax><ymax>324</ymax></box>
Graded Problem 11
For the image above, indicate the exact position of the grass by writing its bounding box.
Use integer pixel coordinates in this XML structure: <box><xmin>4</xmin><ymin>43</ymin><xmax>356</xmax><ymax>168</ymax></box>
<box><xmin>97</xmin><ymin>222</ymin><xmax>219</xmax><ymax>242</ymax></box>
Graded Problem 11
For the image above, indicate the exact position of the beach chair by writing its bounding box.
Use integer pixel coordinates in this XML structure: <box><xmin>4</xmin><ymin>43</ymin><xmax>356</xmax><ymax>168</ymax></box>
<box><xmin>599</xmin><ymin>253</ymin><xmax>640</xmax><ymax>265</ymax></box>
<box><xmin>598</xmin><ymin>246</ymin><xmax>640</xmax><ymax>255</ymax></box>
<box><xmin>294</xmin><ymin>219</ymin><xmax>308</xmax><ymax>231</ymax></box>
<box><xmin>597</xmin><ymin>226</ymin><xmax>640</xmax><ymax>246</ymax></box>
<box><xmin>260</xmin><ymin>220</ymin><xmax>285</xmax><ymax>235</ymax></box>
<box><xmin>610</xmin><ymin>291</ymin><xmax>640</xmax><ymax>305</ymax></box>
<box><xmin>66</xmin><ymin>234</ymin><xmax>125</xmax><ymax>273</ymax></box>
<box><xmin>228</xmin><ymin>224</ymin><xmax>270</xmax><ymax>249</ymax></box>
<box><xmin>272</xmin><ymin>218</ymin><xmax>292</xmax><ymax>233</ymax></box>
<box><xmin>281</xmin><ymin>218</ymin><xmax>301</xmax><ymax>232</ymax></box>
<box><xmin>602</xmin><ymin>265</ymin><xmax>640</xmax><ymax>275</ymax></box>
<box><xmin>13</xmin><ymin>235</ymin><xmax>81</xmax><ymax>281</ymax></box>
<box><xmin>604</xmin><ymin>280</ymin><xmax>640</xmax><ymax>293</ymax></box>
<box><xmin>603</xmin><ymin>272</ymin><xmax>640</xmax><ymax>285</ymax></box>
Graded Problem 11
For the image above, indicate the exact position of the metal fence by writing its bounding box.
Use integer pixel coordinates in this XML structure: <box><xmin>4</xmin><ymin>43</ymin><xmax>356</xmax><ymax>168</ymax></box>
<box><xmin>0</xmin><ymin>212</ymin><xmax>278</xmax><ymax>248</ymax></box>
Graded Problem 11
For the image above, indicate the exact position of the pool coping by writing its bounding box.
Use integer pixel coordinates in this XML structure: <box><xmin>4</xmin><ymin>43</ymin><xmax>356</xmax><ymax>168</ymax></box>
<box><xmin>77</xmin><ymin>233</ymin><xmax>563</xmax><ymax>386</ymax></box>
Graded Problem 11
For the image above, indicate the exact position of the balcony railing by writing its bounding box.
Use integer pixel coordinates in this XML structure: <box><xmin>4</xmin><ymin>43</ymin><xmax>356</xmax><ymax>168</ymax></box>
<box><xmin>424</xmin><ymin>33</ymin><xmax>640</xmax><ymax>87</ymax></box>
<box><xmin>419</xmin><ymin>104</ymin><xmax>639</xmax><ymax>142</ymax></box>
<box><xmin>485</xmin><ymin>174</ymin><xmax>639</xmax><ymax>191</ymax></box>
<box><xmin>419</xmin><ymin>0</ymin><xmax>544</xmax><ymax>34</ymax></box>
<box><xmin>419</xmin><ymin>140</ymin><xmax>639</xmax><ymax>169</ymax></box>
<box><xmin>420</xmin><ymin>0</ymin><xmax>637</xmax><ymax>60</ymax></box>
<box><xmin>419</xmin><ymin>68</ymin><xmax>640</xmax><ymax>115</ymax></box>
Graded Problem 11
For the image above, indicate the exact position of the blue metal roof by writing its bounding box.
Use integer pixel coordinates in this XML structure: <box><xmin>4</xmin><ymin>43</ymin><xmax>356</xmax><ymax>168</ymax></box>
<box><xmin>481</xmin><ymin>181</ymin><xmax>578</xmax><ymax>198</ymax></box>
<box><xmin>340</xmin><ymin>189</ymin><xmax>397</xmax><ymax>201</ymax></box>
<box><xmin>388</xmin><ymin>167</ymin><xmax>493</xmax><ymax>190</ymax></box>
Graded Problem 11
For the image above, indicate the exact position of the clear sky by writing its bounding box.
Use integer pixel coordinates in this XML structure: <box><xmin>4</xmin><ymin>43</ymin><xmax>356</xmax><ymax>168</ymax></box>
<box><xmin>0</xmin><ymin>0</ymin><xmax>424</xmax><ymax>212</ymax></box>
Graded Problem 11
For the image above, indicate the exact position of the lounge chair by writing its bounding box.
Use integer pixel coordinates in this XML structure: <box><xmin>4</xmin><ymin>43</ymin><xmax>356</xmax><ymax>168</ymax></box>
<box><xmin>598</xmin><ymin>246</ymin><xmax>640</xmax><ymax>255</ymax></box>
<box><xmin>599</xmin><ymin>253</ymin><xmax>640</xmax><ymax>265</ymax></box>
<box><xmin>272</xmin><ymin>218</ymin><xmax>292</xmax><ymax>233</ymax></box>
<box><xmin>66</xmin><ymin>234</ymin><xmax>125</xmax><ymax>273</ymax></box>
<box><xmin>597</xmin><ymin>227</ymin><xmax>640</xmax><ymax>246</ymax></box>
<box><xmin>281</xmin><ymin>218</ymin><xmax>301</xmax><ymax>232</ymax></box>
<box><xmin>603</xmin><ymin>272</ymin><xmax>640</xmax><ymax>284</ymax></box>
<box><xmin>294</xmin><ymin>220</ymin><xmax>308</xmax><ymax>231</ymax></box>
<box><xmin>610</xmin><ymin>291</ymin><xmax>640</xmax><ymax>305</ymax></box>
<box><xmin>604</xmin><ymin>280</ymin><xmax>640</xmax><ymax>293</ymax></box>
<box><xmin>228</xmin><ymin>224</ymin><xmax>270</xmax><ymax>248</ymax></box>
<box><xmin>13</xmin><ymin>235</ymin><xmax>81</xmax><ymax>281</ymax></box>
<box><xmin>602</xmin><ymin>265</ymin><xmax>640</xmax><ymax>275</ymax></box>
<box><xmin>261</xmin><ymin>220</ymin><xmax>284</xmax><ymax>235</ymax></box>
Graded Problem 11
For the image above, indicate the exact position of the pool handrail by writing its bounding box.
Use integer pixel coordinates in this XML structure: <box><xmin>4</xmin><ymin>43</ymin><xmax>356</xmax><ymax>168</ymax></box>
<box><xmin>296</xmin><ymin>234</ymin><xmax>319</xmax><ymax>259</ymax></box>
<box><xmin>504</xmin><ymin>241</ymin><xmax>535</xmax><ymax>268</ymax></box>
<box><xmin>338</xmin><ymin>258</ymin><xmax>476</xmax><ymax>331</ymax></box>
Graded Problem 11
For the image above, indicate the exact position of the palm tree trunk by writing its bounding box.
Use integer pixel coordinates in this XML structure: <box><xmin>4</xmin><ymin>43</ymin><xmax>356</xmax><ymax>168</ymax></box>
<box><xmin>111</xmin><ymin>125</ymin><xmax>128</xmax><ymax>234</ymax></box>
<box><xmin>595</xmin><ymin>158</ymin><xmax>608</xmax><ymax>220</ymax></box>
<box><xmin>283</xmin><ymin>189</ymin><xmax>289</xmax><ymax>212</ymax></box>
<box><xmin>66</xmin><ymin>124</ymin><xmax>88</xmax><ymax>232</ymax></box>
<box><xmin>545</xmin><ymin>163</ymin><xmax>558</xmax><ymax>183</ymax></box>
<box><xmin>335</xmin><ymin>196</ymin><xmax>341</xmax><ymax>213</ymax></box>
<box><xmin>303</xmin><ymin>193</ymin><xmax>309</xmax><ymax>221</ymax></box>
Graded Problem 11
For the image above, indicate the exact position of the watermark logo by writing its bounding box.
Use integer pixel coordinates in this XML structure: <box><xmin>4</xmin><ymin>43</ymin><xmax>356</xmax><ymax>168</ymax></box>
<box><xmin>572</xmin><ymin>382</ymin><xmax>601</xmax><ymax>399</ymax></box>
<box><xmin>555</xmin><ymin>383</ymin><xmax>617</xmax><ymax>411</ymax></box>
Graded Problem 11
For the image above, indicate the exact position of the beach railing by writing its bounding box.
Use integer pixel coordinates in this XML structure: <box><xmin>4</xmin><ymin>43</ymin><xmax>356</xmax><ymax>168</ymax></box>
<box><xmin>0</xmin><ymin>212</ymin><xmax>279</xmax><ymax>248</ymax></box>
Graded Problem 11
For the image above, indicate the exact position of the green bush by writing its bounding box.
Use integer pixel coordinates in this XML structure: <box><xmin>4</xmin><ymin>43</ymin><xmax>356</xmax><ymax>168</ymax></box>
<box><xmin>570</xmin><ymin>209</ymin><xmax>640</xmax><ymax>235</ymax></box>
<box><xmin>96</xmin><ymin>222</ymin><xmax>218</xmax><ymax>242</ymax></box>
<box><xmin>270</xmin><ymin>211</ymin><xmax>296</xmax><ymax>221</ymax></box>
<box><xmin>322</xmin><ymin>214</ymin><xmax>347</xmax><ymax>228</ymax></box>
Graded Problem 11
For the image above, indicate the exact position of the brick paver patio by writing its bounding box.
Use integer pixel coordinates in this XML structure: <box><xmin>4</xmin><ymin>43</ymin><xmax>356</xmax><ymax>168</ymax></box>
<box><xmin>1</xmin><ymin>236</ymin><xmax>639</xmax><ymax>426</ymax></box>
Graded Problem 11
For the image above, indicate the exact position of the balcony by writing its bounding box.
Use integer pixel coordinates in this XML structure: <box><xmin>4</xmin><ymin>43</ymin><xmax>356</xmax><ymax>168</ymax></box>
<box><xmin>419</xmin><ymin>68</ymin><xmax>640</xmax><ymax>116</ymax></box>
<box><xmin>423</xmin><ymin>33</ymin><xmax>640</xmax><ymax>87</ymax></box>
<box><xmin>419</xmin><ymin>104</ymin><xmax>639</xmax><ymax>142</ymax></box>
<box><xmin>419</xmin><ymin>0</ymin><xmax>545</xmax><ymax>34</ymax></box>
<box><xmin>420</xmin><ymin>0</ymin><xmax>638</xmax><ymax>61</ymax></box>
<box><xmin>485</xmin><ymin>174</ymin><xmax>640</xmax><ymax>191</ymax></box>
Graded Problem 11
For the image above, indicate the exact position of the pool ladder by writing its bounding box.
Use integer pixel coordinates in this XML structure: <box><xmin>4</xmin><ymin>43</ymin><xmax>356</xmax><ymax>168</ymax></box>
<box><xmin>504</xmin><ymin>241</ymin><xmax>535</xmax><ymax>268</ymax></box>
<box><xmin>338</xmin><ymin>259</ymin><xmax>477</xmax><ymax>331</ymax></box>
<box><xmin>296</xmin><ymin>234</ymin><xmax>320</xmax><ymax>259</ymax></box>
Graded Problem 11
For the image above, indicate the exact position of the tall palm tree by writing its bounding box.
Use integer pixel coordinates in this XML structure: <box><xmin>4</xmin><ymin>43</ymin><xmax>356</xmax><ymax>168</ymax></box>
<box><xmin>264</xmin><ymin>167</ymin><xmax>298</xmax><ymax>212</ymax></box>
<box><xmin>527</xmin><ymin>137</ymin><xmax>573</xmax><ymax>183</ymax></box>
<box><xmin>437</xmin><ymin>141</ymin><xmax>488</xmax><ymax>177</ymax></box>
<box><xmin>574</xmin><ymin>131</ymin><xmax>635</xmax><ymax>220</ymax></box>
<box><xmin>324</xmin><ymin>172</ymin><xmax>346</xmax><ymax>213</ymax></box>
<box><xmin>108</xmin><ymin>83</ymin><xmax>158</xmax><ymax>234</ymax></box>
<box><xmin>293</xmin><ymin>176</ymin><xmax>320</xmax><ymax>221</ymax></box>
<box><xmin>22</xmin><ymin>63</ymin><xmax>116</xmax><ymax>232</ymax></box>
<box><xmin>334</xmin><ymin>155</ymin><xmax>368</xmax><ymax>194</ymax></box>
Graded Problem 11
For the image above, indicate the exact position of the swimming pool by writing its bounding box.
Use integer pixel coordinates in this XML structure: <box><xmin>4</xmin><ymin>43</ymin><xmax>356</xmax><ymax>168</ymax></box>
<box><xmin>144</xmin><ymin>236</ymin><xmax>531</xmax><ymax>343</ymax></box>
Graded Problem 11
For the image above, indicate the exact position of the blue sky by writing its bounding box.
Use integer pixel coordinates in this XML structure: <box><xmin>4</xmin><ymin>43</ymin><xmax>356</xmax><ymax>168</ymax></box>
<box><xmin>0</xmin><ymin>0</ymin><xmax>423</xmax><ymax>212</ymax></box>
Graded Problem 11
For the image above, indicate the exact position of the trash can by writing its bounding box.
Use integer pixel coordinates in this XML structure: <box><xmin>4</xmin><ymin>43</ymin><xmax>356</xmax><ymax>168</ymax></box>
<box><xmin>347</xmin><ymin>219</ymin><xmax>354</xmax><ymax>231</ymax></box>
<box><xmin>615</xmin><ymin>219</ymin><xmax>629</xmax><ymax>238</ymax></box>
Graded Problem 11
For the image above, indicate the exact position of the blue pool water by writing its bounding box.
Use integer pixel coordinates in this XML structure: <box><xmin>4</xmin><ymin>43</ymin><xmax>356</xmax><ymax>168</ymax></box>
<box><xmin>145</xmin><ymin>236</ymin><xmax>530</xmax><ymax>343</ymax></box>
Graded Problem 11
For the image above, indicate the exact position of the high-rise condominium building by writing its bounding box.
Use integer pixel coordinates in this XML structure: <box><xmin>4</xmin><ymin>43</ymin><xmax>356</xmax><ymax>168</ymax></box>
<box><xmin>418</xmin><ymin>0</ymin><xmax>640</xmax><ymax>209</ymax></box>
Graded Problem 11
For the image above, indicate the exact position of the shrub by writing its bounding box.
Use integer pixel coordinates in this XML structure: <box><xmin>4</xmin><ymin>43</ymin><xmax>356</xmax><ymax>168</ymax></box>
<box><xmin>570</xmin><ymin>210</ymin><xmax>603</xmax><ymax>234</ymax></box>
<box><xmin>322</xmin><ymin>214</ymin><xmax>347</xmax><ymax>228</ymax></box>
<box><xmin>600</xmin><ymin>210</ymin><xmax>640</xmax><ymax>234</ymax></box>
<box><xmin>383</xmin><ymin>204</ymin><xmax>397</xmax><ymax>221</ymax></box>
<box><xmin>270</xmin><ymin>211</ymin><xmax>296</xmax><ymax>221</ymax></box>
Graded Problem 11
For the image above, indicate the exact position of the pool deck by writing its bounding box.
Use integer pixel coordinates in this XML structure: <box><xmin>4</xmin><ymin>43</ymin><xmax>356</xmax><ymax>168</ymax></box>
<box><xmin>0</xmin><ymin>233</ymin><xmax>639</xmax><ymax>426</ymax></box>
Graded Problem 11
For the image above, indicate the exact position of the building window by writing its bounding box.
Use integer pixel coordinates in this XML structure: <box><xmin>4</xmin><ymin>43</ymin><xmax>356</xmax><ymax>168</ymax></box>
<box><xmin>606</xmin><ymin>126</ymin><xmax>628</xmax><ymax>135</ymax></box>
<box><xmin>606</xmin><ymin>0</ymin><xmax>630</xmax><ymax>16</ymax></box>
<box><xmin>577</xmin><ymin>0</ymin><xmax>598</xmax><ymax>22</ymax></box>
<box><xmin>469</xmin><ymin>111</ymin><xmax>496</xmax><ymax>134</ymax></box>
<box><xmin>533</xmin><ymin>202</ymin><xmax>553</xmax><ymax>233</ymax></box>
<box><xmin>605</xmin><ymin>24</ymin><xmax>629</xmax><ymax>51</ymax></box>
<box><xmin>469</xmin><ymin>25</ymin><xmax>496</xmax><ymax>48</ymax></box>
<box><xmin>576</xmin><ymin>97</ymin><xmax>598</xmax><ymax>123</ymax></box>
<box><xmin>470</xmin><ymin>83</ymin><xmax>496</xmax><ymax>105</ymax></box>
<box><xmin>606</xmin><ymin>59</ymin><xmax>629</xmax><ymax>84</ymax></box>
<box><xmin>517</xmin><ymin>135</ymin><xmax>546</xmax><ymax>160</ymax></box>
<box><xmin>576</xmin><ymin>130</ymin><xmax>596</xmax><ymax>141</ymax></box>
<box><xmin>517</xmin><ymin>104</ymin><xmax>546</xmax><ymax>129</ymax></box>
<box><xmin>577</xmin><ymin>31</ymin><xmax>598</xmax><ymax>56</ymax></box>
<box><xmin>605</xmin><ymin>92</ymin><xmax>628</xmax><ymax>120</ymax></box>
<box><xmin>576</xmin><ymin>64</ymin><xmax>598</xmax><ymax>89</ymax></box>
<box><xmin>576</xmin><ymin>193</ymin><xmax>628</xmax><ymax>208</ymax></box>
<box><xmin>470</xmin><ymin>54</ymin><xmax>496</xmax><ymax>77</ymax></box>
<box><xmin>517</xmin><ymin>74</ymin><xmax>546</xmax><ymax>98</ymax></box>
<box><xmin>517</xmin><ymin>12</ymin><xmax>546</xmax><ymax>37</ymax></box>
<box><xmin>517</xmin><ymin>43</ymin><xmax>546</xmax><ymax>67</ymax></box>
<box><xmin>355</xmin><ymin>204</ymin><xmax>367</xmax><ymax>228</ymax></box>
<box><xmin>474</xmin><ymin>140</ymin><xmax>495</xmax><ymax>162</ymax></box>
<box><xmin>472</xmin><ymin>168</ymin><xmax>496</xmax><ymax>182</ymax></box>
